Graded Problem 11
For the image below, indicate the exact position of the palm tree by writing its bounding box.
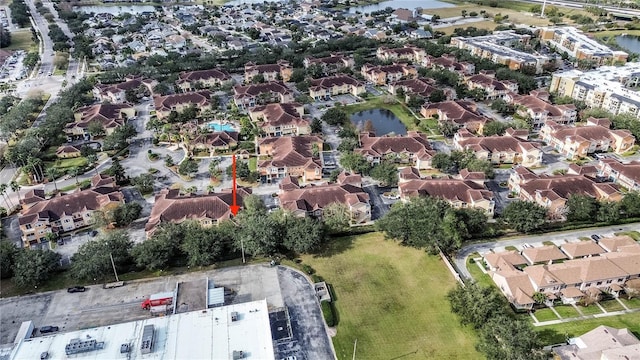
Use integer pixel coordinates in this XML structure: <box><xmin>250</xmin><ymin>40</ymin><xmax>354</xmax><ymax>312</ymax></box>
<box><xmin>71</xmin><ymin>167</ymin><xmax>81</xmax><ymax>186</ymax></box>
<box><xmin>46</xmin><ymin>167</ymin><xmax>60</xmax><ymax>192</ymax></box>
<box><xmin>87</xmin><ymin>154</ymin><xmax>99</xmax><ymax>175</ymax></box>
<box><xmin>0</xmin><ymin>183</ymin><xmax>13</xmax><ymax>210</ymax></box>
<box><xmin>10</xmin><ymin>180</ymin><xmax>21</xmax><ymax>205</ymax></box>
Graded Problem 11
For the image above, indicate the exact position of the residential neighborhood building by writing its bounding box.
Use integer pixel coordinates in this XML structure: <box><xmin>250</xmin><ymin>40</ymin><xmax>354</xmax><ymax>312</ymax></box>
<box><xmin>233</xmin><ymin>82</ymin><xmax>294</xmax><ymax>109</ymax></box>
<box><xmin>505</xmin><ymin>92</ymin><xmax>577</xmax><ymax>130</ymax></box>
<box><xmin>65</xmin><ymin>103</ymin><xmax>136</xmax><ymax>141</ymax></box>
<box><xmin>560</xmin><ymin>240</ymin><xmax>606</xmax><ymax>260</ymax></box>
<box><xmin>376</xmin><ymin>45</ymin><xmax>426</xmax><ymax>63</ymax></box>
<box><xmin>55</xmin><ymin>145</ymin><xmax>82</xmax><ymax>159</ymax></box>
<box><xmin>539</xmin><ymin>27</ymin><xmax>628</xmax><ymax>65</ymax></box>
<box><xmin>18</xmin><ymin>175</ymin><xmax>124</xmax><ymax>248</ymax></box>
<box><xmin>309</xmin><ymin>75</ymin><xmax>365</xmax><ymax>100</ymax></box>
<box><xmin>93</xmin><ymin>77</ymin><xmax>156</xmax><ymax>103</ymax></box>
<box><xmin>153</xmin><ymin>90</ymin><xmax>213</xmax><ymax>119</ymax></box>
<box><xmin>486</xmin><ymin>240</ymin><xmax>640</xmax><ymax>310</ymax></box>
<box><xmin>360</xmin><ymin>63</ymin><xmax>417</xmax><ymax>85</ymax></box>
<box><xmin>450</xmin><ymin>31</ymin><xmax>552</xmax><ymax>73</ymax></box>
<box><xmin>303</xmin><ymin>53</ymin><xmax>355</xmax><ymax>73</ymax></box>
<box><xmin>422</xmin><ymin>54</ymin><xmax>475</xmax><ymax>75</ymax></box>
<box><xmin>454</xmin><ymin>128</ymin><xmax>542</xmax><ymax>167</ymax></box>
<box><xmin>244</xmin><ymin>60</ymin><xmax>293</xmax><ymax>83</ymax></box>
<box><xmin>176</xmin><ymin>68</ymin><xmax>233</xmax><ymax>92</ymax></box>
<box><xmin>388</xmin><ymin>77</ymin><xmax>454</xmax><ymax>101</ymax></box>
<box><xmin>420</xmin><ymin>100</ymin><xmax>491</xmax><ymax>134</ymax></box>
<box><xmin>257</xmin><ymin>135</ymin><xmax>323</xmax><ymax>183</ymax></box>
<box><xmin>354</xmin><ymin>131</ymin><xmax>435</xmax><ymax>169</ymax></box>
<box><xmin>539</xmin><ymin>118</ymin><xmax>635</xmax><ymax>159</ymax></box>
<box><xmin>598</xmin><ymin>158</ymin><xmax>640</xmax><ymax>191</ymax></box>
<box><xmin>508</xmin><ymin>167</ymin><xmax>622</xmax><ymax>218</ymax></box>
<box><xmin>398</xmin><ymin>169</ymin><xmax>495</xmax><ymax>216</ymax></box>
<box><xmin>145</xmin><ymin>187</ymin><xmax>251</xmax><ymax>237</ymax></box>
<box><xmin>550</xmin><ymin>63</ymin><xmax>640</xmax><ymax>118</ymax></box>
<box><xmin>463</xmin><ymin>73</ymin><xmax>518</xmax><ymax>100</ymax></box>
<box><xmin>277</xmin><ymin>173</ymin><xmax>371</xmax><ymax>224</ymax></box>
<box><xmin>553</xmin><ymin>326</ymin><xmax>640</xmax><ymax>360</ymax></box>
<box><xmin>249</xmin><ymin>103</ymin><xmax>310</xmax><ymax>137</ymax></box>
<box><xmin>188</xmin><ymin>131</ymin><xmax>239</xmax><ymax>156</ymax></box>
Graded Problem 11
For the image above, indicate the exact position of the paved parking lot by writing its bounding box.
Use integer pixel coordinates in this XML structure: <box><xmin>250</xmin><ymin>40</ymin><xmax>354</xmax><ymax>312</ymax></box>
<box><xmin>0</xmin><ymin>264</ymin><xmax>334</xmax><ymax>360</ymax></box>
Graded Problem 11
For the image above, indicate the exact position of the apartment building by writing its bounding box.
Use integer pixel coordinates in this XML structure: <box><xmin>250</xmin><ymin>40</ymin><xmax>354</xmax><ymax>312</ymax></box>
<box><xmin>303</xmin><ymin>53</ymin><xmax>355</xmax><ymax>73</ymax></box>
<box><xmin>539</xmin><ymin>27</ymin><xmax>628</xmax><ymax>64</ymax></box>
<box><xmin>422</xmin><ymin>54</ymin><xmax>475</xmax><ymax>76</ymax></box>
<box><xmin>188</xmin><ymin>131</ymin><xmax>239</xmax><ymax>156</ymax></box>
<box><xmin>153</xmin><ymin>90</ymin><xmax>213</xmax><ymax>119</ymax></box>
<box><xmin>553</xmin><ymin>326</ymin><xmax>640</xmax><ymax>360</ymax></box>
<box><xmin>598</xmin><ymin>158</ymin><xmax>640</xmax><ymax>191</ymax></box>
<box><xmin>450</xmin><ymin>31</ymin><xmax>552</xmax><ymax>73</ymax></box>
<box><xmin>360</xmin><ymin>63</ymin><xmax>417</xmax><ymax>85</ymax></box>
<box><xmin>233</xmin><ymin>82</ymin><xmax>294</xmax><ymax>110</ymax></box>
<box><xmin>308</xmin><ymin>75</ymin><xmax>365</xmax><ymax>100</ymax></box>
<box><xmin>258</xmin><ymin>135</ymin><xmax>323</xmax><ymax>183</ymax></box>
<box><xmin>376</xmin><ymin>45</ymin><xmax>426</xmax><ymax>63</ymax></box>
<box><xmin>463</xmin><ymin>73</ymin><xmax>518</xmax><ymax>100</ymax></box>
<box><xmin>550</xmin><ymin>63</ymin><xmax>640</xmax><ymax>118</ymax></box>
<box><xmin>176</xmin><ymin>68</ymin><xmax>233</xmax><ymax>92</ymax></box>
<box><xmin>249</xmin><ymin>102</ymin><xmax>310</xmax><ymax>137</ymax></box>
<box><xmin>354</xmin><ymin>131</ymin><xmax>436</xmax><ymax>169</ymax></box>
<box><xmin>420</xmin><ymin>100</ymin><xmax>491</xmax><ymax>134</ymax></box>
<box><xmin>387</xmin><ymin>77</ymin><xmax>455</xmax><ymax>101</ymax></box>
<box><xmin>244</xmin><ymin>60</ymin><xmax>293</xmax><ymax>83</ymax></box>
<box><xmin>505</xmin><ymin>92</ymin><xmax>577</xmax><ymax>129</ymax></box>
<box><xmin>18</xmin><ymin>174</ymin><xmax>124</xmax><ymax>248</ymax></box>
<box><xmin>454</xmin><ymin>128</ymin><xmax>542</xmax><ymax>167</ymax></box>
<box><xmin>278</xmin><ymin>173</ymin><xmax>371</xmax><ymax>224</ymax></box>
<box><xmin>93</xmin><ymin>77</ymin><xmax>156</xmax><ymax>103</ymax></box>
<box><xmin>145</xmin><ymin>187</ymin><xmax>252</xmax><ymax>237</ymax></box>
<box><xmin>540</xmin><ymin>118</ymin><xmax>635</xmax><ymax>159</ymax></box>
<box><xmin>65</xmin><ymin>103</ymin><xmax>136</xmax><ymax>141</ymax></box>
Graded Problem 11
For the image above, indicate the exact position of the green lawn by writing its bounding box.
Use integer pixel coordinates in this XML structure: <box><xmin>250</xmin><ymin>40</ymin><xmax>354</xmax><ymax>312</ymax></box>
<box><xmin>248</xmin><ymin>156</ymin><xmax>257</xmax><ymax>172</ymax></box>
<box><xmin>554</xmin><ymin>305</ymin><xmax>580</xmax><ymax>319</ymax></box>
<box><xmin>534</xmin><ymin>308</ymin><xmax>559</xmax><ymax>322</ymax></box>
<box><xmin>6</xmin><ymin>29</ymin><xmax>36</xmax><ymax>51</ymax></box>
<box><xmin>301</xmin><ymin>232</ymin><xmax>482</xmax><ymax>360</ymax></box>
<box><xmin>535</xmin><ymin>312</ymin><xmax>640</xmax><ymax>344</ymax></box>
<box><xmin>466</xmin><ymin>259</ymin><xmax>495</xmax><ymax>289</ymax></box>
<box><xmin>50</xmin><ymin>157</ymin><xmax>88</xmax><ymax>172</ymax></box>
<box><xmin>577</xmin><ymin>304</ymin><xmax>603</xmax><ymax>316</ymax></box>
<box><xmin>620</xmin><ymin>297</ymin><xmax>640</xmax><ymax>309</ymax></box>
<box><xmin>600</xmin><ymin>300</ymin><xmax>625</xmax><ymax>312</ymax></box>
<box><xmin>614</xmin><ymin>231</ymin><xmax>640</xmax><ymax>241</ymax></box>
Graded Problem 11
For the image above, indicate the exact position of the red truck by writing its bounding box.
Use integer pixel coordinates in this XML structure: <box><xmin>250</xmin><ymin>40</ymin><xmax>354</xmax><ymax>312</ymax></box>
<box><xmin>141</xmin><ymin>292</ymin><xmax>174</xmax><ymax>310</ymax></box>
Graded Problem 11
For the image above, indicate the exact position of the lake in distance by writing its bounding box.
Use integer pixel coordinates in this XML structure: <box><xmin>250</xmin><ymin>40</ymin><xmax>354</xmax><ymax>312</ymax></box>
<box><xmin>350</xmin><ymin>109</ymin><xmax>408</xmax><ymax>136</ymax></box>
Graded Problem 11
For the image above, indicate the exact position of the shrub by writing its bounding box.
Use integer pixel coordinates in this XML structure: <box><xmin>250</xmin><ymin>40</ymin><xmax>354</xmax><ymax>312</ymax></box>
<box><xmin>302</xmin><ymin>264</ymin><xmax>315</xmax><ymax>275</ymax></box>
<box><xmin>321</xmin><ymin>301</ymin><xmax>336</xmax><ymax>327</ymax></box>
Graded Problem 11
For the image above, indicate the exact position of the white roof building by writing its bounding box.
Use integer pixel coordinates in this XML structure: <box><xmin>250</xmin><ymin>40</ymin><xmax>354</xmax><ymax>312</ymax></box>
<box><xmin>5</xmin><ymin>299</ymin><xmax>274</xmax><ymax>360</ymax></box>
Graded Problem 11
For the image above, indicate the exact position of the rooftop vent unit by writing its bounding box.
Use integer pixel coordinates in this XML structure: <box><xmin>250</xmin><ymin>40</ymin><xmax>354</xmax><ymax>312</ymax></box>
<box><xmin>120</xmin><ymin>343</ymin><xmax>130</xmax><ymax>354</ymax></box>
<box><xmin>232</xmin><ymin>350</ymin><xmax>245</xmax><ymax>359</ymax></box>
<box><xmin>231</xmin><ymin>312</ymin><xmax>239</xmax><ymax>322</ymax></box>
<box><xmin>65</xmin><ymin>338</ymin><xmax>105</xmax><ymax>355</ymax></box>
<box><xmin>140</xmin><ymin>325</ymin><xmax>155</xmax><ymax>354</ymax></box>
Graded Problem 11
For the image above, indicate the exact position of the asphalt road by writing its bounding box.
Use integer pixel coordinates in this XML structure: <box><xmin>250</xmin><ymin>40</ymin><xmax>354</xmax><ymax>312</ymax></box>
<box><xmin>453</xmin><ymin>223</ymin><xmax>640</xmax><ymax>280</ymax></box>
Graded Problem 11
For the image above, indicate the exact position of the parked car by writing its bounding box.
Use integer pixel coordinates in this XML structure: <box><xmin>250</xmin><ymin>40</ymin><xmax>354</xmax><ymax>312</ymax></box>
<box><xmin>89</xmin><ymin>230</ymin><xmax>98</xmax><ymax>237</ymax></box>
<box><xmin>39</xmin><ymin>326</ymin><xmax>59</xmax><ymax>334</ymax></box>
<box><xmin>591</xmin><ymin>234</ymin><xmax>601</xmax><ymax>241</ymax></box>
<box><xmin>67</xmin><ymin>286</ymin><xmax>86</xmax><ymax>293</ymax></box>
<box><xmin>56</xmin><ymin>239</ymin><xmax>64</xmax><ymax>246</ymax></box>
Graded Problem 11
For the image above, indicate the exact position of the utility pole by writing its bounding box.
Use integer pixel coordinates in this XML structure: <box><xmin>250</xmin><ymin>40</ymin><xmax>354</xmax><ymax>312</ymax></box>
<box><xmin>241</xmin><ymin>238</ymin><xmax>246</xmax><ymax>264</ymax></box>
<box><xmin>541</xmin><ymin>0</ymin><xmax>547</xmax><ymax>17</ymax></box>
<box><xmin>352</xmin><ymin>339</ymin><xmax>357</xmax><ymax>360</ymax></box>
<box><xmin>110</xmin><ymin>253</ymin><xmax>120</xmax><ymax>282</ymax></box>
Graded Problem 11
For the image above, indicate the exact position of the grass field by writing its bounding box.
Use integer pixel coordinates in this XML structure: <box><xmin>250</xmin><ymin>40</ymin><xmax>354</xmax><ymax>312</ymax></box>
<box><xmin>554</xmin><ymin>305</ymin><xmax>580</xmax><ymax>319</ymax></box>
<box><xmin>600</xmin><ymin>299</ymin><xmax>626</xmax><ymax>312</ymax></box>
<box><xmin>621</xmin><ymin>297</ymin><xmax>640</xmax><ymax>309</ymax></box>
<box><xmin>535</xmin><ymin>312</ymin><xmax>640</xmax><ymax>344</ymax></box>
<box><xmin>534</xmin><ymin>308</ymin><xmax>558</xmax><ymax>322</ymax></box>
<box><xmin>248</xmin><ymin>156</ymin><xmax>257</xmax><ymax>172</ymax></box>
<box><xmin>5</xmin><ymin>29</ymin><xmax>36</xmax><ymax>51</ymax></box>
<box><xmin>301</xmin><ymin>232</ymin><xmax>482</xmax><ymax>360</ymax></box>
<box><xmin>436</xmin><ymin>21</ymin><xmax>499</xmax><ymax>35</ymax></box>
<box><xmin>578</xmin><ymin>304</ymin><xmax>603</xmax><ymax>316</ymax></box>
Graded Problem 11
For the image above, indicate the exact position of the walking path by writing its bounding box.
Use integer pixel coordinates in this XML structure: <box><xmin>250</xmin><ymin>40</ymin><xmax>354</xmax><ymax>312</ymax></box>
<box><xmin>531</xmin><ymin>306</ymin><xmax>640</xmax><ymax>327</ymax></box>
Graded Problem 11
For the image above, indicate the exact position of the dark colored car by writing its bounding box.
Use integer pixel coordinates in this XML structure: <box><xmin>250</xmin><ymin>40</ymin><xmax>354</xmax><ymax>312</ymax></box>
<box><xmin>89</xmin><ymin>230</ymin><xmax>98</xmax><ymax>237</ymax></box>
<box><xmin>39</xmin><ymin>326</ymin><xmax>59</xmax><ymax>334</ymax></box>
<box><xmin>591</xmin><ymin>234</ymin><xmax>601</xmax><ymax>241</ymax></box>
<box><xmin>67</xmin><ymin>286</ymin><xmax>86</xmax><ymax>293</ymax></box>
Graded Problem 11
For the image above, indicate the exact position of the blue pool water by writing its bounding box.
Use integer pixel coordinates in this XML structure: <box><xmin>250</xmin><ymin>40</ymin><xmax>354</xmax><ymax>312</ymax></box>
<box><xmin>208</xmin><ymin>123</ymin><xmax>236</xmax><ymax>132</ymax></box>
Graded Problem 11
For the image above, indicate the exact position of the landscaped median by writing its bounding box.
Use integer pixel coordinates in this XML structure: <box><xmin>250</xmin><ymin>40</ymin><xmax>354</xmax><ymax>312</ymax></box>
<box><xmin>299</xmin><ymin>232</ymin><xmax>481</xmax><ymax>360</ymax></box>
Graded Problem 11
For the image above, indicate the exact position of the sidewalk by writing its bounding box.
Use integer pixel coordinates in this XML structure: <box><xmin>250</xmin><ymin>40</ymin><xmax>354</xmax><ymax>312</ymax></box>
<box><xmin>531</xmin><ymin>306</ymin><xmax>640</xmax><ymax>327</ymax></box>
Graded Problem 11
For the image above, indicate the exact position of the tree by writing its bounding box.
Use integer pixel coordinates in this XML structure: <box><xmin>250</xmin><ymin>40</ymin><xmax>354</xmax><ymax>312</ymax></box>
<box><xmin>0</xmin><ymin>26</ymin><xmax>11</xmax><ymax>48</ymax></box>
<box><xmin>290</xmin><ymin>68</ymin><xmax>306</xmax><ymax>83</ymax></box>
<box><xmin>501</xmin><ymin>200</ymin><xmax>547</xmax><ymax>233</ymax></box>
<box><xmin>107</xmin><ymin>158</ymin><xmax>127</xmax><ymax>184</ymax></box>
<box><xmin>0</xmin><ymin>241</ymin><xmax>18</xmax><ymax>279</ymax></box>
<box><xmin>532</xmin><ymin>291</ymin><xmax>547</xmax><ymax>304</ymax></box>
<box><xmin>566</xmin><ymin>194</ymin><xmax>598</xmax><ymax>222</ymax></box>
<box><xmin>226</xmin><ymin>160</ymin><xmax>255</xmax><ymax>181</ymax></box>
<box><xmin>596</xmin><ymin>201</ymin><xmax>620</xmax><ymax>223</ymax></box>
<box><xmin>112</xmin><ymin>202</ymin><xmax>142</xmax><ymax>227</ymax></box>
<box><xmin>482</xmin><ymin>121</ymin><xmax>510</xmax><ymax>136</ymax></box>
<box><xmin>447</xmin><ymin>283</ymin><xmax>508</xmax><ymax>329</ymax></box>
<box><xmin>339</xmin><ymin>152</ymin><xmax>371</xmax><ymax>174</ymax></box>
<box><xmin>281</xmin><ymin>216</ymin><xmax>325</xmax><ymax>253</ymax></box>
<box><xmin>178</xmin><ymin>158</ymin><xmax>199</xmax><ymax>176</ymax></box>
<box><xmin>13</xmin><ymin>249</ymin><xmax>60</xmax><ymax>288</ymax></box>
<box><xmin>251</xmin><ymin>74</ymin><xmax>265</xmax><ymax>84</ymax></box>
<box><xmin>46</xmin><ymin>167</ymin><xmax>60</xmax><ymax>192</ymax></box>
<box><xmin>438</xmin><ymin>121</ymin><xmax>458</xmax><ymax>137</ymax></box>
<box><xmin>478</xmin><ymin>316</ymin><xmax>546</xmax><ymax>360</ymax></box>
<box><xmin>235</xmin><ymin>212</ymin><xmax>281</xmax><ymax>256</ymax></box>
<box><xmin>310</xmin><ymin>118</ymin><xmax>322</xmax><ymax>133</ymax></box>
<box><xmin>322</xmin><ymin>202</ymin><xmax>351</xmax><ymax>233</ymax></box>
<box><xmin>181</xmin><ymin>221</ymin><xmax>232</xmax><ymax>267</ymax></box>
<box><xmin>337</xmin><ymin>138</ymin><xmax>359</xmax><ymax>153</ymax></box>
<box><xmin>468</xmin><ymin>88</ymin><xmax>487</xmax><ymax>102</ymax></box>
<box><xmin>621</xmin><ymin>191</ymin><xmax>640</xmax><ymax>217</ymax></box>
<box><xmin>428</xmin><ymin>89</ymin><xmax>446</xmax><ymax>103</ymax></box>
<box><xmin>491</xmin><ymin>99</ymin><xmax>514</xmax><ymax>115</ymax></box>
<box><xmin>461</xmin><ymin>9</ymin><xmax>467</xmax><ymax>18</ymax></box>
<box><xmin>625</xmin><ymin>279</ymin><xmax>640</xmax><ymax>299</ymax></box>
<box><xmin>70</xmin><ymin>230</ymin><xmax>133</xmax><ymax>281</ymax></box>
<box><xmin>87</xmin><ymin>121</ymin><xmax>105</xmax><ymax>138</ymax></box>
<box><xmin>132</xmin><ymin>173</ymin><xmax>154</xmax><ymax>194</ymax></box>
<box><xmin>370</xmin><ymin>161</ymin><xmax>398</xmax><ymax>186</ymax></box>
<box><xmin>131</xmin><ymin>223</ymin><xmax>182</xmax><ymax>270</ymax></box>
<box><xmin>10</xmin><ymin>180</ymin><xmax>21</xmax><ymax>205</ymax></box>
<box><xmin>322</xmin><ymin>107</ymin><xmax>349</xmax><ymax>126</ymax></box>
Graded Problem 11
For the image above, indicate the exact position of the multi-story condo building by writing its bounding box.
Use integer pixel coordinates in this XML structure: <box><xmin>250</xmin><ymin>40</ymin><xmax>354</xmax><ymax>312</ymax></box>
<box><xmin>376</xmin><ymin>45</ymin><xmax>426</xmax><ymax>63</ymax></box>
<box><xmin>308</xmin><ymin>75</ymin><xmax>365</xmax><ymax>101</ymax></box>
<box><xmin>65</xmin><ymin>103</ymin><xmax>136</xmax><ymax>141</ymax></box>
<box><xmin>454</xmin><ymin>128</ymin><xmax>542</xmax><ymax>167</ymax></box>
<box><xmin>153</xmin><ymin>91</ymin><xmax>213</xmax><ymax>119</ymax></box>
<box><xmin>539</xmin><ymin>27</ymin><xmax>628</xmax><ymax>65</ymax></box>
<box><xmin>233</xmin><ymin>82</ymin><xmax>294</xmax><ymax>110</ymax></box>
<box><xmin>249</xmin><ymin>103</ymin><xmax>311</xmax><ymax>137</ymax></box>
<box><xmin>354</xmin><ymin>131</ymin><xmax>435</xmax><ymax>169</ymax></box>
<box><xmin>244</xmin><ymin>60</ymin><xmax>293</xmax><ymax>83</ymax></box>
<box><xmin>360</xmin><ymin>63</ymin><xmax>418</xmax><ymax>85</ymax></box>
<box><xmin>303</xmin><ymin>53</ymin><xmax>355</xmax><ymax>74</ymax></box>
<box><xmin>176</xmin><ymin>68</ymin><xmax>233</xmax><ymax>92</ymax></box>
<box><xmin>504</xmin><ymin>92</ymin><xmax>577</xmax><ymax>130</ymax></box>
<box><xmin>598</xmin><ymin>158</ymin><xmax>640</xmax><ymax>191</ymax></box>
<box><xmin>258</xmin><ymin>135</ymin><xmax>323</xmax><ymax>183</ymax></box>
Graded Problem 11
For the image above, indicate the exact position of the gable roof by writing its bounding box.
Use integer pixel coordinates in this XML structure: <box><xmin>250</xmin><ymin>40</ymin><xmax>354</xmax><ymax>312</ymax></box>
<box><xmin>258</xmin><ymin>135</ymin><xmax>323</xmax><ymax>169</ymax></box>
<box><xmin>191</xmin><ymin>131</ymin><xmax>239</xmax><ymax>147</ymax></box>
<box><xmin>250</xmin><ymin>103</ymin><xmax>309</xmax><ymax>128</ymax></box>
<box><xmin>71</xmin><ymin>103</ymin><xmax>133</xmax><ymax>130</ymax></box>
<box><xmin>309</xmin><ymin>75</ymin><xmax>362</xmax><ymax>90</ymax></box>
<box><xmin>522</xmin><ymin>245</ymin><xmax>568</xmax><ymax>264</ymax></box>
<box><xmin>178</xmin><ymin>68</ymin><xmax>231</xmax><ymax>83</ymax></box>
<box><xmin>560</xmin><ymin>240</ymin><xmax>606</xmax><ymax>258</ymax></box>
<box><xmin>399</xmin><ymin>178</ymin><xmax>494</xmax><ymax>204</ymax></box>
<box><xmin>457</xmin><ymin>133</ymin><xmax>538</xmax><ymax>154</ymax></box>
<box><xmin>279</xmin><ymin>183</ymin><xmax>369</xmax><ymax>213</ymax></box>
<box><xmin>355</xmin><ymin>131</ymin><xmax>434</xmax><ymax>160</ymax></box>
<box><xmin>234</xmin><ymin>82</ymin><xmax>291</xmax><ymax>98</ymax></box>
<box><xmin>553</xmin><ymin>325</ymin><xmax>640</xmax><ymax>360</ymax></box>
<box><xmin>519</xmin><ymin>174</ymin><xmax>620</xmax><ymax>202</ymax></box>
<box><xmin>421</xmin><ymin>100</ymin><xmax>490</xmax><ymax>126</ymax></box>
<box><xmin>153</xmin><ymin>90</ymin><xmax>212</xmax><ymax>112</ymax></box>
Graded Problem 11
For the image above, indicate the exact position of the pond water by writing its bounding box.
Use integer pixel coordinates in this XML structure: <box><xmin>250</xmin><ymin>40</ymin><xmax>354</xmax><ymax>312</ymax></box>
<box><xmin>348</xmin><ymin>0</ymin><xmax>453</xmax><ymax>13</ymax></box>
<box><xmin>350</xmin><ymin>109</ymin><xmax>407</xmax><ymax>136</ymax></box>
<box><xmin>615</xmin><ymin>35</ymin><xmax>640</xmax><ymax>54</ymax></box>
<box><xmin>73</xmin><ymin>5</ymin><xmax>157</xmax><ymax>14</ymax></box>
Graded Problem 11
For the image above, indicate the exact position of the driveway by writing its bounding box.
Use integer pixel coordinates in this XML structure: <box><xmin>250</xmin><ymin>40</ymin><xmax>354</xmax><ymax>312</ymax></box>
<box><xmin>486</xmin><ymin>169</ymin><xmax>513</xmax><ymax>215</ymax></box>
<box><xmin>453</xmin><ymin>223</ymin><xmax>640</xmax><ymax>280</ymax></box>
<box><xmin>363</xmin><ymin>184</ymin><xmax>389</xmax><ymax>220</ymax></box>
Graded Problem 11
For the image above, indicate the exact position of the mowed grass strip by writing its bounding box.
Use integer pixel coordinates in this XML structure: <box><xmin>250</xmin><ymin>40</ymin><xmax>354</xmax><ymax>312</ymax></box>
<box><xmin>535</xmin><ymin>312</ymin><xmax>640</xmax><ymax>344</ymax></box>
<box><xmin>301</xmin><ymin>232</ymin><xmax>482</xmax><ymax>360</ymax></box>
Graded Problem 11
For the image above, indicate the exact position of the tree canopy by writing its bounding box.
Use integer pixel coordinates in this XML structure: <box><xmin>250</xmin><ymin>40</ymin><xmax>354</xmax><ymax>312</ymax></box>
<box><xmin>501</xmin><ymin>201</ymin><xmax>547</xmax><ymax>233</ymax></box>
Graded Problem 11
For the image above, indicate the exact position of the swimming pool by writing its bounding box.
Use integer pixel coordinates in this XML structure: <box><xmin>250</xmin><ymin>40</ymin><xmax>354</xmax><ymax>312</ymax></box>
<box><xmin>207</xmin><ymin>123</ymin><xmax>236</xmax><ymax>132</ymax></box>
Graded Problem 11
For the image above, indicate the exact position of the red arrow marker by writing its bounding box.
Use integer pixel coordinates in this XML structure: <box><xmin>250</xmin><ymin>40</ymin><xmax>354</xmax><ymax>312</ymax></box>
<box><xmin>230</xmin><ymin>154</ymin><xmax>240</xmax><ymax>216</ymax></box>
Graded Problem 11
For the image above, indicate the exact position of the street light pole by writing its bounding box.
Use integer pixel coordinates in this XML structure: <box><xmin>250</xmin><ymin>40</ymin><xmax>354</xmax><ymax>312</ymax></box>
<box><xmin>110</xmin><ymin>253</ymin><xmax>120</xmax><ymax>282</ymax></box>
